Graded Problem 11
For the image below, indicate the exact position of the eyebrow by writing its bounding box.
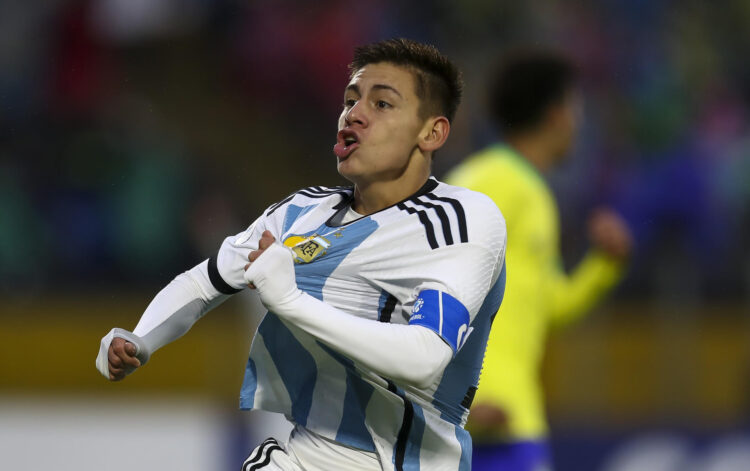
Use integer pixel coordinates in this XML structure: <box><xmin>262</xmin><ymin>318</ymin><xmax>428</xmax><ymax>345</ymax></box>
<box><xmin>345</xmin><ymin>83</ymin><xmax>403</xmax><ymax>99</ymax></box>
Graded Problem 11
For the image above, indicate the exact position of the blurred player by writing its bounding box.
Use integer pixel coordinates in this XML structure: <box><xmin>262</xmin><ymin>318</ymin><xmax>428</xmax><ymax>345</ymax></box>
<box><xmin>96</xmin><ymin>39</ymin><xmax>507</xmax><ymax>471</ymax></box>
<box><xmin>444</xmin><ymin>50</ymin><xmax>633</xmax><ymax>471</ymax></box>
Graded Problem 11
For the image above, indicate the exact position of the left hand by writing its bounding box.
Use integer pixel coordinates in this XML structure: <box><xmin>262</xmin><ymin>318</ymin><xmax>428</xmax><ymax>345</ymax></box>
<box><xmin>243</xmin><ymin>230</ymin><xmax>302</xmax><ymax>312</ymax></box>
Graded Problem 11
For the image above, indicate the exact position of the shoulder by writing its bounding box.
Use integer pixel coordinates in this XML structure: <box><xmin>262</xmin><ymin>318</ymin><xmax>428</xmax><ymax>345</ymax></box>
<box><xmin>264</xmin><ymin>185</ymin><xmax>354</xmax><ymax>217</ymax></box>
<box><xmin>445</xmin><ymin>145</ymin><xmax>545</xmax><ymax>196</ymax></box>
<box><xmin>430</xmin><ymin>180</ymin><xmax>507</xmax><ymax>244</ymax></box>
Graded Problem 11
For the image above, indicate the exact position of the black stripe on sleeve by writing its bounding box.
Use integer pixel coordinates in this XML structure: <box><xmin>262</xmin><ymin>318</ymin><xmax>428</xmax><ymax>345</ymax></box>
<box><xmin>379</xmin><ymin>294</ymin><xmax>398</xmax><ymax>323</ymax></box>
<box><xmin>207</xmin><ymin>253</ymin><xmax>242</xmax><ymax>295</ymax></box>
<box><xmin>424</xmin><ymin>192</ymin><xmax>468</xmax><ymax>243</ymax></box>
<box><xmin>410</xmin><ymin>197</ymin><xmax>454</xmax><ymax>246</ymax></box>
<box><xmin>397</xmin><ymin>202</ymin><xmax>439</xmax><ymax>249</ymax></box>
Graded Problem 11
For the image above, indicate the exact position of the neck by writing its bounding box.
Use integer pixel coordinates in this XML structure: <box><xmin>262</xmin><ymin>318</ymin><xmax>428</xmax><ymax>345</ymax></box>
<box><xmin>506</xmin><ymin>132</ymin><xmax>557</xmax><ymax>173</ymax></box>
<box><xmin>351</xmin><ymin>154</ymin><xmax>431</xmax><ymax>215</ymax></box>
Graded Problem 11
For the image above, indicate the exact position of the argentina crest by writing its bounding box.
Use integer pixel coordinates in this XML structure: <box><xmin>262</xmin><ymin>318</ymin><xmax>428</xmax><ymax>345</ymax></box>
<box><xmin>283</xmin><ymin>232</ymin><xmax>341</xmax><ymax>264</ymax></box>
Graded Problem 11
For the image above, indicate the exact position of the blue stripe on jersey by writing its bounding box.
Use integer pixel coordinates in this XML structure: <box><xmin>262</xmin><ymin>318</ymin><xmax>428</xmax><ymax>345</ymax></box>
<box><xmin>431</xmin><ymin>264</ymin><xmax>506</xmax><ymax>425</ymax></box>
<box><xmin>338</xmin><ymin>371</ymin><xmax>377</xmax><ymax>451</ymax></box>
<box><xmin>240</xmin><ymin>208</ymin><xmax>378</xmax><ymax>429</ymax></box>
<box><xmin>282</xmin><ymin>204</ymin><xmax>317</xmax><ymax>234</ymax></box>
<box><xmin>408</xmin><ymin>290</ymin><xmax>470</xmax><ymax>354</ymax></box>
<box><xmin>240</xmin><ymin>313</ymin><xmax>318</xmax><ymax>427</ymax></box>
<box><xmin>318</xmin><ymin>343</ymin><xmax>377</xmax><ymax>452</ymax></box>
<box><xmin>286</xmin><ymin>216</ymin><xmax>377</xmax><ymax>442</ymax></box>
<box><xmin>455</xmin><ymin>426</ymin><xmax>472</xmax><ymax>471</ymax></box>
<box><xmin>291</xmin><ymin>218</ymin><xmax>379</xmax><ymax>300</ymax></box>
<box><xmin>402</xmin><ymin>402</ymin><xmax>426</xmax><ymax>471</ymax></box>
<box><xmin>239</xmin><ymin>357</ymin><xmax>258</xmax><ymax>409</ymax></box>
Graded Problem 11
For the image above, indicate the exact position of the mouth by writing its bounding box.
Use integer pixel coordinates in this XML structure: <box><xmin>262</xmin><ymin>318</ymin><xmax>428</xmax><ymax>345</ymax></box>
<box><xmin>333</xmin><ymin>129</ymin><xmax>360</xmax><ymax>160</ymax></box>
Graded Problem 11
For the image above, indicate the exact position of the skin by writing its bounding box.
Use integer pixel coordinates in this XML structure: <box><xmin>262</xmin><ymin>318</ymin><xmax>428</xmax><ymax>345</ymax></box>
<box><xmin>107</xmin><ymin>61</ymin><xmax>453</xmax><ymax>380</ymax></box>
<box><xmin>468</xmin><ymin>88</ymin><xmax>633</xmax><ymax>434</ymax></box>
<box><xmin>337</xmin><ymin>62</ymin><xmax>450</xmax><ymax>215</ymax></box>
<box><xmin>107</xmin><ymin>338</ymin><xmax>140</xmax><ymax>381</ymax></box>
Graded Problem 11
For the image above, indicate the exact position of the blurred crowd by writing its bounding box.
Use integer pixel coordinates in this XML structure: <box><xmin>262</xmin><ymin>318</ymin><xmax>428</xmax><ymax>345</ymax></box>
<box><xmin>1</xmin><ymin>0</ymin><xmax>748</xmax><ymax>304</ymax></box>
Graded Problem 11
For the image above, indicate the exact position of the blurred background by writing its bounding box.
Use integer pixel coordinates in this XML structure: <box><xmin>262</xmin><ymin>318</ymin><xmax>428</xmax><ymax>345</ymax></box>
<box><xmin>1</xmin><ymin>0</ymin><xmax>749</xmax><ymax>470</ymax></box>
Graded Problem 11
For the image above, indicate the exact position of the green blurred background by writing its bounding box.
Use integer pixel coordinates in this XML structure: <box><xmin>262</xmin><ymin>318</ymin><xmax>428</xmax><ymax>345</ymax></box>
<box><xmin>1</xmin><ymin>1</ymin><xmax>749</xmax><ymax>470</ymax></box>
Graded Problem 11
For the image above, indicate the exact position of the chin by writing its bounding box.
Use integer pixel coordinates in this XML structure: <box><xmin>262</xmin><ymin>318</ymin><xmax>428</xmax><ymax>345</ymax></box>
<box><xmin>336</xmin><ymin>162</ymin><xmax>358</xmax><ymax>183</ymax></box>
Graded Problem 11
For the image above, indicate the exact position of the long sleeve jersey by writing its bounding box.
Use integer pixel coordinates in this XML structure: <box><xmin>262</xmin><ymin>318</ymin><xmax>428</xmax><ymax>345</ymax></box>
<box><xmin>124</xmin><ymin>177</ymin><xmax>507</xmax><ymax>470</ymax></box>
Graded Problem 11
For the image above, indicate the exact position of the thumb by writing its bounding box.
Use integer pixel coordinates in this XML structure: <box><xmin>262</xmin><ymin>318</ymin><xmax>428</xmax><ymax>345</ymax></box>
<box><xmin>124</xmin><ymin>341</ymin><xmax>137</xmax><ymax>357</ymax></box>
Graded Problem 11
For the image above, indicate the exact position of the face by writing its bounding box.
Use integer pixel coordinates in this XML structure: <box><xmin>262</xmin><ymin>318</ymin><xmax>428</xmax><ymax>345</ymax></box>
<box><xmin>334</xmin><ymin>62</ymin><xmax>427</xmax><ymax>185</ymax></box>
<box><xmin>550</xmin><ymin>89</ymin><xmax>583</xmax><ymax>161</ymax></box>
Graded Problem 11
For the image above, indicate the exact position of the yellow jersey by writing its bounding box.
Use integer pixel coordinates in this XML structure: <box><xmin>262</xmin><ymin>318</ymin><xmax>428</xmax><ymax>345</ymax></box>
<box><xmin>444</xmin><ymin>144</ymin><xmax>624</xmax><ymax>441</ymax></box>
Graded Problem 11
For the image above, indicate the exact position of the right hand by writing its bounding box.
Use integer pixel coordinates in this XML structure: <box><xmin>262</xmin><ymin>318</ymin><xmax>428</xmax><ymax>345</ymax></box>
<box><xmin>244</xmin><ymin>230</ymin><xmax>277</xmax><ymax>289</ymax></box>
<box><xmin>243</xmin><ymin>231</ymin><xmax>302</xmax><ymax>312</ymax></box>
<box><xmin>587</xmin><ymin>208</ymin><xmax>633</xmax><ymax>261</ymax></box>
<box><xmin>107</xmin><ymin>337</ymin><xmax>141</xmax><ymax>381</ymax></box>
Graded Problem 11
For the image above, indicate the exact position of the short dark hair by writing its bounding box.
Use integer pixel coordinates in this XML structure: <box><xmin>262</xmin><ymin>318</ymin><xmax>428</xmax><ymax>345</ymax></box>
<box><xmin>349</xmin><ymin>38</ymin><xmax>463</xmax><ymax>123</ymax></box>
<box><xmin>489</xmin><ymin>49</ymin><xmax>577</xmax><ymax>135</ymax></box>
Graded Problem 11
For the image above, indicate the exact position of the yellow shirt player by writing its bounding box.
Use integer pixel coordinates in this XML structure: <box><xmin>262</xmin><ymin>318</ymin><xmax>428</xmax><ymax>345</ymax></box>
<box><xmin>444</xmin><ymin>50</ymin><xmax>632</xmax><ymax>471</ymax></box>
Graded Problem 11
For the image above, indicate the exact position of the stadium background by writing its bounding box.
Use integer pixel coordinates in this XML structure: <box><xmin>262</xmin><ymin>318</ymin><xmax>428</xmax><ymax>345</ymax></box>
<box><xmin>1</xmin><ymin>1</ymin><xmax>748</xmax><ymax>469</ymax></box>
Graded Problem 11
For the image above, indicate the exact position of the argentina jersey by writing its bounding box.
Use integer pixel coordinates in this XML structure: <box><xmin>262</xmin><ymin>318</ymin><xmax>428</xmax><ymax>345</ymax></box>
<box><xmin>209</xmin><ymin>177</ymin><xmax>507</xmax><ymax>471</ymax></box>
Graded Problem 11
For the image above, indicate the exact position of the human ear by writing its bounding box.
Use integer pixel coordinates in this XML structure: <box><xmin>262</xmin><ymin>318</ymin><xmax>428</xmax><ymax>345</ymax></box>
<box><xmin>418</xmin><ymin>116</ymin><xmax>451</xmax><ymax>153</ymax></box>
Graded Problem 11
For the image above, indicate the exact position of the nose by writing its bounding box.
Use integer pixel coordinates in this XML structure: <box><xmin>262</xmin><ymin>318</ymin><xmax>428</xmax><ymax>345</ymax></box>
<box><xmin>344</xmin><ymin>100</ymin><xmax>367</xmax><ymax>127</ymax></box>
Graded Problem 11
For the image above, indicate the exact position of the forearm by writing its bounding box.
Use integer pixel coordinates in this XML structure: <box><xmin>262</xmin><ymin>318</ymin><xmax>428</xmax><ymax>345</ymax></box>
<box><xmin>548</xmin><ymin>250</ymin><xmax>625</xmax><ymax>327</ymax></box>
<box><xmin>276</xmin><ymin>292</ymin><xmax>452</xmax><ymax>388</ymax></box>
<box><xmin>133</xmin><ymin>260</ymin><xmax>230</xmax><ymax>353</ymax></box>
<box><xmin>244</xmin><ymin>242</ymin><xmax>454</xmax><ymax>389</ymax></box>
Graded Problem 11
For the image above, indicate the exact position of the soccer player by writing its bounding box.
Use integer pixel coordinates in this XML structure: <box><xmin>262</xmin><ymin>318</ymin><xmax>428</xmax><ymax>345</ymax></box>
<box><xmin>444</xmin><ymin>50</ymin><xmax>632</xmax><ymax>471</ymax></box>
<box><xmin>96</xmin><ymin>39</ymin><xmax>507</xmax><ymax>471</ymax></box>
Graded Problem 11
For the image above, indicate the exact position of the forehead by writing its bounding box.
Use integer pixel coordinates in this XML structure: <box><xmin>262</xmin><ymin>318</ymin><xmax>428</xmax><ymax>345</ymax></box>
<box><xmin>346</xmin><ymin>62</ymin><xmax>418</xmax><ymax>97</ymax></box>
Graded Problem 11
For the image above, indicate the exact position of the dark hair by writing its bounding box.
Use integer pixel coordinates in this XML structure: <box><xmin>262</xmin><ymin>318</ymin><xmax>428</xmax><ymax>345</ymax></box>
<box><xmin>489</xmin><ymin>49</ymin><xmax>577</xmax><ymax>135</ymax></box>
<box><xmin>349</xmin><ymin>38</ymin><xmax>463</xmax><ymax>123</ymax></box>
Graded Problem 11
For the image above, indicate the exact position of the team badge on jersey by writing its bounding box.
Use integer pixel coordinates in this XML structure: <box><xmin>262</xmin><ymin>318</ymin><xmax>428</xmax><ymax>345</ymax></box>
<box><xmin>283</xmin><ymin>234</ymin><xmax>331</xmax><ymax>264</ymax></box>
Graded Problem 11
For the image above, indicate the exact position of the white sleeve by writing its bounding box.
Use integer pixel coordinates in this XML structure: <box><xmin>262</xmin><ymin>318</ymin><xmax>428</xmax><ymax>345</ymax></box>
<box><xmin>131</xmin><ymin>260</ymin><xmax>229</xmax><ymax>353</ymax></box>
<box><xmin>372</xmin><ymin>194</ymin><xmax>507</xmax><ymax>356</ymax></box>
<box><xmin>244</xmin><ymin>243</ymin><xmax>453</xmax><ymax>389</ymax></box>
<box><xmin>129</xmin><ymin>216</ymin><xmax>272</xmax><ymax>354</ymax></box>
<box><xmin>283</xmin><ymin>293</ymin><xmax>452</xmax><ymax>389</ymax></box>
<box><xmin>95</xmin><ymin>259</ymin><xmax>228</xmax><ymax>379</ymax></box>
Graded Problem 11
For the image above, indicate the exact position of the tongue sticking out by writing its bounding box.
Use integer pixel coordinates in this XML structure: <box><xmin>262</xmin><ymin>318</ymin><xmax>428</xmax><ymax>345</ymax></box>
<box><xmin>334</xmin><ymin>135</ymin><xmax>359</xmax><ymax>159</ymax></box>
<box><xmin>334</xmin><ymin>142</ymin><xmax>356</xmax><ymax>159</ymax></box>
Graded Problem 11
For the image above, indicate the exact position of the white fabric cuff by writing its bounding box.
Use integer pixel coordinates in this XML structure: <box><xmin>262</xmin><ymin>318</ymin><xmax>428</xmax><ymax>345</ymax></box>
<box><xmin>95</xmin><ymin>328</ymin><xmax>151</xmax><ymax>379</ymax></box>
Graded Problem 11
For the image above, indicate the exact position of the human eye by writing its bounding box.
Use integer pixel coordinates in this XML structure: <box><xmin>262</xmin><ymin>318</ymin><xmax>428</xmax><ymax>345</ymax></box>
<box><xmin>343</xmin><ymin>98</ymin><xmax>357</xmax><ymax>108</ymax></box>
<box><xmin>376</xmin><ymin>100</ymin><xmax>391</xmax><ymax>109</ymax></box>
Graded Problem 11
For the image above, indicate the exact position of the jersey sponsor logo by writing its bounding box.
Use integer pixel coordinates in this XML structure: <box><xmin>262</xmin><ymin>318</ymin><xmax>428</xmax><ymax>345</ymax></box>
<box><xmin>284</xmin><ymin>234</ymin><xmax>331</xmax><ymax>264</ymax></box>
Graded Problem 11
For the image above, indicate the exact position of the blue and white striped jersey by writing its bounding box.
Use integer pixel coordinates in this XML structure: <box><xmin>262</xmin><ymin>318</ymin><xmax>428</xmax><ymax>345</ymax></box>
<box><xmin>210</xmin><ymin>177</ymin><xmax>507</xmax><ymax>471</ymax></box>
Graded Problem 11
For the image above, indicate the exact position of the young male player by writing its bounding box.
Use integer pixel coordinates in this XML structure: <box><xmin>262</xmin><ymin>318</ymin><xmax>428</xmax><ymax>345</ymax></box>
<box><xmin>444</xmin><ymin>50</ymin><xmax>632</xmax><ymax>471</ymax></box>
<box><xmin>96</xmin><ymin>39</ymin><xmax>507</xmax><ymax>471</ymax></box>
